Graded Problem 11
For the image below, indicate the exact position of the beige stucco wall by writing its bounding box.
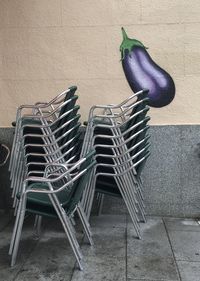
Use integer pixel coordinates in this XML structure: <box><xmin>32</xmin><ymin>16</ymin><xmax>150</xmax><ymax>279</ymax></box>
<box><xmin>0</xmin><ymin>0</ymin><xmax>200</xmax><ymax>126</ymax></box>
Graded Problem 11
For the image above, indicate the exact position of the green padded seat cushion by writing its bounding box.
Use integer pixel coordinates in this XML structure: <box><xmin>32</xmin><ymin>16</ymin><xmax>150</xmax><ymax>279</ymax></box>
<box><xmin>25</xmin><ymin>201</ymin><xmax>58</xmax><ymax>218</ymax></box>
<box><xmin>83</xmin><ymin>118</ymin><xmax>112</xmax><ymax>127</ymax></box>
<box><xmin>22</xmin><ymin>118</ymin><xmax>42</xmax><ymax>126</ymax></box>
<box><xmin>16</xmin><ymin>182</ymin><xmax>72</xmax><ymax>207</ymax></box>
<box><xmin>16</xmin><ymin>182</ymin><xmax>74</xmax><ymax>218</ymax></box>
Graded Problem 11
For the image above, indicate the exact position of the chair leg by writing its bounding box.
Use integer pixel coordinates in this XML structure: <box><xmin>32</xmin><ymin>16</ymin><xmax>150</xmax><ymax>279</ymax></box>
<box><xmin>77</xmin><ymin>203</ymin><xmax>94</xmax><ymax>246</ymax></box>
<box><xmin>63</xmin><ymin>215</ymin><xmax>83</xmax><ymax>270</ymax></box>
<box><xmin>84</xmin><ymin>170</ymin><xmax>96</xmax><ymax>220</ymax></box>
<box><xmin>66</xmin><ymin>215</ymin><xmax>81</xmax><ymax>253</ymax></box>
<box><xmin>70</xmin><ymin>215</ymin><xmax>76</xmax><ymax>226</ymax></box>
<box><xmin>33</xmin><ymin>215</ymin><xmax>42</xmax><ymax>239</ymax></box>
<box><xmin>48</xmin><ymin>195</ymin><xmax>83</xmax><ymax>270</ymax></box>
<box><xmin>97</xmin><ymin>194</ymin><xmax>104</xmax><ymax>216</ymax></box>
<box><xmin>9</xmin><ymin>198</ymin><xmax>23</xmax><ymax>255</ymax></box>
<box><xmin>11</xmin><ymin>209</ymin><xmax>25</xmax><ymax>267</ymax></box>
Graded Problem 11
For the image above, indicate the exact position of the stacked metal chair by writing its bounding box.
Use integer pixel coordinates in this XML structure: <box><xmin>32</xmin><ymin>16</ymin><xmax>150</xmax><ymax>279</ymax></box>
<box><xmin>8</xmin><ymin>86</ymin><xmax>96</xmax><ymax>270</ymax></box>
<box><xmin>9</xmin><ymin>86</ymin><xmax>151</xmax><ymax>268</ymax></box>
<box><xmin>81</xmin><ymin>89</ymin><xmax>150</xmax><ymax>239</ymax></box>
<box><xmin>9</xmin><ymin>86</ymin><xmax>80</xmax><ymax>207</ymax></box>
<box><xmin>9</xmin><ymin>150</ymin><xmax>96</xmax><ymax>270</ymax></box>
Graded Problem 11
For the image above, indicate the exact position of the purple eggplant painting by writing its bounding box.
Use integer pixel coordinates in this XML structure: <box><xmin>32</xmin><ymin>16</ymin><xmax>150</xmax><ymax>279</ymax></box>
<box><xmin>120</xmin><ymin>28</ymin><xmax>175</xmax><ymax>108</ymax></box>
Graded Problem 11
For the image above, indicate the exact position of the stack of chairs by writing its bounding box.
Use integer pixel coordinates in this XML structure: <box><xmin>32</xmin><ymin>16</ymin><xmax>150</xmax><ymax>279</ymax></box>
<box><xmin>9</xmin><ymin>86</ymin><xmax>79</xmax><ymax>201</ymax></box>
<box><xmin>81</xmin><ymin>89</ymin><xmax>150</xmax><ymax>239</ymax></box>
<box><xmin>8</xmin><ymin>86</ymin><xmax>96</xmax><ymax>270</ymax></box>
<box><xmin>8</xmin><ymin>86</ymin><xmax>151</xmax><ymax>269</ymax></box>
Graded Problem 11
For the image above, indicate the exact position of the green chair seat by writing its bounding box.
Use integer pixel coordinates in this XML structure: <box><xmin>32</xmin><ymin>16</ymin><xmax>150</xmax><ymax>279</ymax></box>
<box><xmin>22</xmin><ymin>118</ymin><xmax>42</xmax><ymax>126</ymax></box>
<box><xmin>16</xmin><ymin>182</ymin><xmax>72</xmax><ymax>207</ymax></box>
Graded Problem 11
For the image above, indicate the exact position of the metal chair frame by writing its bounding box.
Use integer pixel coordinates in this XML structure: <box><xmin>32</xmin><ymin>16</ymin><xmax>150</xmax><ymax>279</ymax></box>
<box><xmin>11</xmin><ymin>119</ymin><xmax>82</xmax><ymax>210</ymax></box>
<box><xmin>9</xmin><ymin>153</ymin><xmax>96</xmax><ymax>270</ymax></box>
<box><xmin>10</xmin><ymin>98</ymin><xmax>81</xmax><ymax>198</ymax></box>
<box><xmin>10</xmin><ymin>95</ymin><xmax>79</xmax><ymax>180</ymax></box>
<box><xmin>79</xmin><ymin>90</ymin><xmax>150</xmax><ymax>237</ymax></box>
<box><xmin>9</xmin><ymin>86</ymin><xmax>77</xmax><ymax>172</ymax></box>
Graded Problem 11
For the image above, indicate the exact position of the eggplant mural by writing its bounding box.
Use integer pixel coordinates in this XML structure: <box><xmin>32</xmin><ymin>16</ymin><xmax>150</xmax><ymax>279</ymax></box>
<box><xmin>120</xmin><ymin>28</ymin><xmax>175</xmax><ymax>108</ymax></box>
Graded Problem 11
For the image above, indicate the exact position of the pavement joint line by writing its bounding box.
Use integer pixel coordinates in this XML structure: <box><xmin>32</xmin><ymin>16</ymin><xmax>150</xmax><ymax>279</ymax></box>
<box><xmin>162</xmin><ymin>218</ymin><xmax>182</xmax><ymax>281</ymax></box>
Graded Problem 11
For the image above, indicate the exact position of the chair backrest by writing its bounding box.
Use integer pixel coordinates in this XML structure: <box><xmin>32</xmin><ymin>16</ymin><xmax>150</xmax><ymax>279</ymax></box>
<box><xmin>61</xmin><ymin>150</ymin><xmax>96</xmax><ymax>214</ymax></box>
<box><xmin>56</xmin><ymin>86</ymin><xmax>77</xmax><ymax>122</ymax></box>
<box><xmin>134</xmin><ymin>150</ymin><xmax>151</xmax><ymax>177</ymax></box>
<box><xmin>58</xmin><ymin>107</ymin><xmax>81</xmax><ymax>147</ymax></box>
<box><xmin>124</xmin><ymin>93</ymin><xmax>149</xmax><ymax>132</ymax></box>
<box><xmin>53</xmin><ymin>95</ymin><xmax>79</xmax><ymax>138</ymax></box>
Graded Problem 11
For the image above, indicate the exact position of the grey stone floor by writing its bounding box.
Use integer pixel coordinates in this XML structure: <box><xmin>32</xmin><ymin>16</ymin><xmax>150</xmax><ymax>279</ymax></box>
<box><xmin>1</xmin><ymin>212</ymin><xmax>200</xmax><ymax>281</ymax></box>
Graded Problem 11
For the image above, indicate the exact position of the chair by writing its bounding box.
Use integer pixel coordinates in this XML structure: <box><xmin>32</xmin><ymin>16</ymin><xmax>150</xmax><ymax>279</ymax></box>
<box><xmin>9</xmin><ymin>150</ymin><xmax>96</xmax><ymax>270</ymax></box>
<box><xmin>80</xmin><ymin>90</ymin><xmax>151</xmax><ymax>238</ymax></box>
<box><xmin>9</xmin><ymin>86</ymin><xmax>77</xmax><ymax>175</ymax></box>
<box><xmin>10</xmin><ymin>87</ymin><xmax>81</xmax><ymax>207</ymax></box>
<box><xmin>10</xmin><ymin>89</ymin><xmax>78</xmax><ymax>181</ymax></box>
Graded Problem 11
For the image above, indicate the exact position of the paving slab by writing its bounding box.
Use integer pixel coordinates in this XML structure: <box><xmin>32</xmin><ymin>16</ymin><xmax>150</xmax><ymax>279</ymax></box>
<box><xmin>164</xmin><ymin>217</ymin><xmax>200</xmax><ymax>232</ymax></box>
<box><xmin>90</xmin><ymin>214</ymin><xmax>126</xmax><ymax>229</ymax></box>
<box><xmin>0</xmin><ymin>223</ymin><xmax>38</xmax><ymax>281</ymax></box>
<box><xmin>127</xmin><ymin>217</ymin><xmax>179</xmax><ymax>280</ymax></box>
<box><xmin>3</xmin><ymin>214</ymin><xmax>200</xmax><ymax>281</ymax></box>
<box><xmin>127</xmin><ymin>217</ymin><xmax>173</xmax><ymax>258</ymax></box>
<box><xmin>128</xmin><ymin>216</ymin><xmax>163</xmax><ymax>231</ymax></box>
<box><xmin>71</xmin><ymin>255</ymin><xmax>126</xmax><ymax>281</ymax></box>
<box><xmin>168</xmin><ymin>230</ymin><xmax>200</xmax><ymax>262</ymax></box>
<box><xmin>127</xmin><ymin>256</ymin><xmax>179</xmax><ymax>280</ymax></box>
<box><xmin>13</xmin><ymin>216</ymin><xmax>89</xmax><ymax>281</ymax></box>
<box><xmin>14</xmin><ymin>234</ymin><xmax>75</xmax><ymax>281</ymax></box>
<box><xmin>177</xmin><ymin>261</ymin><xmax>200</xmax><ymax>281</ymax></box>
<box><xmin>81</xmin><ymin>226</ymin><xmax>126</xmax><ymax>258</ymax></box>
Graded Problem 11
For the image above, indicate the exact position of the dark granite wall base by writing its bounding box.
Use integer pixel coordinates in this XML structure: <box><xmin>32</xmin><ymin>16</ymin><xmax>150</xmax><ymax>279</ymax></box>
<box><xmin>102</xmin><ymin>125</ymin><xmax>200</xmax><ymax>218</ymax></box>
<box><xmin>0</xmin><ymin>125</ymin><xmax>200</xmax><ymax>218</ymax></box>
<box><xmin>0</xmin><ymin>128</ymin><xmax>14</xmax><ymax>211</ymax></box>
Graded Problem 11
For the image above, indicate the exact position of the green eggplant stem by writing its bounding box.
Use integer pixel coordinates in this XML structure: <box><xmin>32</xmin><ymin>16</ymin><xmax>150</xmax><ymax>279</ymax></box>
<box><xmin>120</xmin><ymin>27</ymin><xmax>148</xmax><ymax>60</ymax></box>
<box><xmin>122</xmin><ymin>27</ymin><xmax>128</xmax><ymax>41</ymax></box>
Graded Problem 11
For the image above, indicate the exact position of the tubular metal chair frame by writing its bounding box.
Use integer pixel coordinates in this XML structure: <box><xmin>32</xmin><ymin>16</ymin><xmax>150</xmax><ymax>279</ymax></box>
<box><xmin>10</xmin><ymin>100</ymin><xmax>81</xmax><ymax>196</ymax></box>
<box><xmin>11</xmin><ymin>119</ymin><xmax>82</xmax><ymax>209</ymax></box>
<box><xmin>9</xmin><ymin>154</ymin><xmax>96</xmax><ymax>270</ymax></box>
<box><xmin>9</xmin><ymin>87</ymin><xmax>77</xmax><ymax>172</ymax></box>
<box><xmin>81</xmin><ymin>97</ymin><xmax>149</xmax><ymax>158</ymax></box>
<box><xmin>10</xmin><ymin>95</ymin><xmax>79</xmax><ymax>180</ymax></box>
<box><xmin>80</xmin><ymin>90</ymin><xmax>150</xmax><ymax>236</ymax></box>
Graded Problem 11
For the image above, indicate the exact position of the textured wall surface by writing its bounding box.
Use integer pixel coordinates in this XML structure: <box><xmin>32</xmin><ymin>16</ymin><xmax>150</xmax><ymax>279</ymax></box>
<box><xmin>1</xmin><ymin>126</ymin><xmax>200</xmax><ymax>218</ymax></box>
<box><xmin>103</xmin><ymin>125</ymin><xmax>200</xmax><ymax>218</ymax></box>
<box><xmin>0</xmin><ymin>0</ymin><xmax>200</xmax><ymax>126</ymax></box>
